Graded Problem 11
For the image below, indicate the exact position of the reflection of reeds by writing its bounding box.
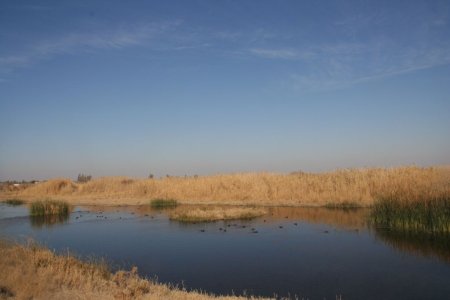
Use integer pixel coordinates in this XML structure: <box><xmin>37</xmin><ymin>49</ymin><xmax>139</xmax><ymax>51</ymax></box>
<box><xmin>324</xmin><ymin>201</ymin><xmax>360</xmax><ymax>210</ymax></box>
<box><xmin>170</xmin><ymin>207</ymin><xmax>267</xmax><ymax>223</ymax></box>
<box><xmin>374</xmin><ymin>227</ymin><xmax>450</xmax><ymax>263</ymax></box>
<box><xmin>29</xmin><ymin>200</ymin><xmax>71</xmax><ymax>217</ymax></box>
<box><xmin>3</xmin><ymin>199</ymin><xmax>24</xmax><ymax>206</ymax></box>
<box><xmin>0</xmin><ymin>240</ymin><xmax>267</xmax><ymax>299</ymax></box>
<box><xmin>29</xmin><ymin>214</ymin><xmax>70</xmax><ymax>228</ymax></box>
<box><xmin>4</xmin><ymin>166</ymin><xmax>448</xmax><ymax>207</ymax></box>
<box><xmin>371</xmin><ymin>196</ymin><xmax>450</xmax><ymax>234</ymax></box>
<box><xmin>150</xmin><ymin>198</ymin><xmax>178</xmax><ymax>208</ymax></box>
<box><xmin>266</xmin><ymin>207</ymin><xmax>369</xmax><ymax>230</ymax></box>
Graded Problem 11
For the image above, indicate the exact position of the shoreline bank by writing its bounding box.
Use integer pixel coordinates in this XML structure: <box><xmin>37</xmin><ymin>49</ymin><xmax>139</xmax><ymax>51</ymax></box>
<box><xmin>1</xmin><ymin>166</ymin><xmax>449</xmax><ymax>207</ymax></box>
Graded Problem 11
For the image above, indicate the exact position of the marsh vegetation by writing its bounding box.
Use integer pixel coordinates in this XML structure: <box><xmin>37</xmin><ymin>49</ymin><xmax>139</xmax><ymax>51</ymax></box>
<box><xmin>150</xmin><ymin>198</ymin><xmax>178</xmax><ymax>208</ymax></box>
<box><xmin>1</xmin><ymin>203</ymin><xmax>450</xmax><ymax>298</ymax></box>
<box><xmin>371</xmin><ymin>196</ymin><xmax>450</xmax><ymax>234</ymax></box>
<box><xmin>2</xmin><ymin>166</ymin><xmax>448</xmax><ymax>207</ymax></box>
<box><xmin>169</xmin><ymin>206</ymin><xmax>268</xmax><ymax>223</ymax></box>
<box><xmin>29</xmin><ymin>200</ymin><xmax>71</xmax><ymax>217</ymax></box>
<box><xmin>0</xmin><ymin>240</ymin><xmax>267</xmax><ymax>300</ymax></box>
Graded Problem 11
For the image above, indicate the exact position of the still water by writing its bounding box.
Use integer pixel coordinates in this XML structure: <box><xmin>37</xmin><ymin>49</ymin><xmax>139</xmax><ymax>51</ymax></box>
<box><xmin>1</xmin><ymin>203</ymin><xmax>449</xmax><ymax>299</ymax></box>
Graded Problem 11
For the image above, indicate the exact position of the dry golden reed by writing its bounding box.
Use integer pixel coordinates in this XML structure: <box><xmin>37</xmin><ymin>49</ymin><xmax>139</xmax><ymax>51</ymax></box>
<box><xmin>0</xmin><ymin>240</ymin><xmax>268</xmax><ymax>300</ymax></box>
<box><xmin>1</xmin><ymin>166</ymin><xmax>449</xmax><ymax>207</ymax></box>
<box><xmin>169</xmin><ymin>207</ymin><xmax>268</xmax><ymax>222</ymax></box>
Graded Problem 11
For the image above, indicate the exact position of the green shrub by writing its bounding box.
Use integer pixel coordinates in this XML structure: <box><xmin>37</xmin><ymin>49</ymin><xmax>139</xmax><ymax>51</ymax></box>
<box><xmin>150</xmin><ymin>198</ymin><xmax>178</xmax><ymax>208</ymax></box>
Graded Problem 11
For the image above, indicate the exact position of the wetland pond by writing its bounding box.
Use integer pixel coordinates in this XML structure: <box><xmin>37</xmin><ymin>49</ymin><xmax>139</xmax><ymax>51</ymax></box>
<box><xmin>1</xmin><ymin>203</ymin><xmax>450</xmax><ymax>299</ymax></box>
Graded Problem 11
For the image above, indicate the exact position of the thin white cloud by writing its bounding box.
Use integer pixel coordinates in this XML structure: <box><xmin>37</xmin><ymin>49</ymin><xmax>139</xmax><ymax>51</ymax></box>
<box><xmin>289</xmin><ymin>43</ymin><xmax>450</xmax><ymax>91</ymax></box>
<box><xmin>0</xmin><ymin>55</ymin><xmax>31</xmax><ymax>66</ymax></box>
<box><xmin>10</xmin><ymin>4</ymin><xmax>54</xmax><ymax>11</ymax></box>
<box><xmin>0</xmin><ymin>20</ymin><xmax>181</xmax><ymax>74</ymax></box>
<box><xmin>249</xmin><ymin>48</ymin><xmax>298</xmax><ymax>59</ymax></box>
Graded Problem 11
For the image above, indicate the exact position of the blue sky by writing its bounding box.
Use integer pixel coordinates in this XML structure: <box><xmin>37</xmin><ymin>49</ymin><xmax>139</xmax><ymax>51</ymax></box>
<box><xmin>1</xmin><ymin>0</ymin><xmax>449</xmax><ymax>180</ymax></box>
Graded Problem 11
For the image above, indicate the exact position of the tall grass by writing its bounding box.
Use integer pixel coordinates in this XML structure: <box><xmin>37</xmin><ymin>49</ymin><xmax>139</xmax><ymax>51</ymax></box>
<box><xmin>0</xmin><ymin>240</ymin><xmax>267</xmax><ymax>300</ymax></box>
<box><xmin>371</xmin><ymin>196</ymin><xmax>450</xmax><ymax>234</ymax></box>
<box><xmin>2</xmin><ymin>166</ymin><xmax>449</xmax><ymax>207</ymax></box>
<box><xmin>29</xmin><ymin>200</ymin><xmax>71</xmax><ymax>217</ymax></box>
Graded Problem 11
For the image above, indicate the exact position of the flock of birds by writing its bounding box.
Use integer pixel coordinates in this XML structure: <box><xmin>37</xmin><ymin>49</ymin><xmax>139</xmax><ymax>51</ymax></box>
<box><xmin>71</xmin><ymin>210</ymin><xmax>332</xmax><ymax>234</ymax></box>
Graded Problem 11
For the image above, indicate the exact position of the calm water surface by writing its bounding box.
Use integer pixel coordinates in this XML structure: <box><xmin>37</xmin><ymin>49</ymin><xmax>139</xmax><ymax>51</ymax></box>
<box><xmin>1</xmin><ymin>203</ymin><xmax>449</xmax><ymax>299</ymax></box>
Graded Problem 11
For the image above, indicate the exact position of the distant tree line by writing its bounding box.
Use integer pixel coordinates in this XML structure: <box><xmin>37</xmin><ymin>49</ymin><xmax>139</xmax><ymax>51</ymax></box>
<box><xmin>77</xmin><ymin>174</ymin><xmax>92</xmax><ymax>183</ymax></box>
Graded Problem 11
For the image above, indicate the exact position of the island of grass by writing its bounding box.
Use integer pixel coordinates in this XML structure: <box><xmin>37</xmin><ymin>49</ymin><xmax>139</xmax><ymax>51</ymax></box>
<box><xmin>169</xmin><ymin>207</ymin><xmax>268</xmax><ymax>223</ymax></box>
<box><xmin>29</xmin><ymin>200</ymin><xmax>71</xmax><ymax>216</ymax></box>
<box><xmin>150</xmin><ymin>198</ymin><xmax>178</xmax><ymax>208</ymax></box>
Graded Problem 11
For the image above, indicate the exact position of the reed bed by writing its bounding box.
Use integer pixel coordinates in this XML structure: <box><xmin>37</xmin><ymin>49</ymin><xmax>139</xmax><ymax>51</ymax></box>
<box><xmin>0</xmin><ymin>240</ymin><xmax>269</xmax><ymax>300</ymax></box>
<box><xmin>370</xmin><ymin>196</ymin><xmax>450</xmax><ymax>234</ymax></box>
<box><xmin>1</xmin><ymin>166</ymin><xmax>449</xmax><ymax>207</ymax></box>
<box><xmin>29</xmin><ymin>200</ymin><xmax>71</xmax><ymax>217</ymax></box>
<box><xmin>150</xmin><ymin>198</ymin><xmax>178</xmax><ymax>208</ymax></box>
<box><xmin>170</xmin><ymin>207</ymin><xmax>268</xmax><ymax>223</ymax></box>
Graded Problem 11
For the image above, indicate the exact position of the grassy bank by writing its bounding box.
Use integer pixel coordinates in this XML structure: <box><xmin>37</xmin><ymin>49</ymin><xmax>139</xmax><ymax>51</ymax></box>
<box><xmin>170</xmin><ymin>207</ymin><xmax>268</xmax><ymax>223</ymax></box>
<box><xmin>0</xmin><ymin>240</ymin><xmax>267</xmax><ymax>300</ymax></box>
<box><xmin>1</xmin><ymin>166</ymin><xmax>449</xmax><ymax>207</ymax></box>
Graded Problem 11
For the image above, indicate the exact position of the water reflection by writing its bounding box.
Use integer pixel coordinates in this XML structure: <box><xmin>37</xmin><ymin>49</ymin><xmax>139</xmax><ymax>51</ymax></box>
<box><xmin>266</xmin><ymin>206</ymin><xmax>369</xmax><ymax>230</ymax></box>
<box><xmin>29</xmin><ymin>214</ymin><xmax>70</xmax><ymax>228</ymax></box>
<box><xmin>6</xmin><ymin>203</ymin><xmax>450</xmax><ymax>264</ymax></box>
<box><xmin>373</xmin><ymin>227</ymin><xmax>450</xmax><ymax>263</ymax></box>
<box><xmin>23</xmin><ymin>203</ymin><xmax>450</xmax><ymax>265</ymax></box>
<box><xmin>2</xmin><ymin>203</ymin><xmax>450</xmax><ymax>299</ymax></box>
<box><xmin>96</xmin><ymin>204</ymin><xmax>370</xmax><ymax>230</ymax></box>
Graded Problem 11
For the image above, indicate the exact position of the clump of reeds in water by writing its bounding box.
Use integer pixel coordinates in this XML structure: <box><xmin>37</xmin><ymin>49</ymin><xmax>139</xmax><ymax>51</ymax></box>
<box><xmin>29</xmin><ymin>200</ymin><xmax>71</xmax><ymax>217</ymax></box>
<box><xmin>3</xmin><ymin>199</ymin><xmax>25</xmax><ymax>206</ymax></box>
<box><xmin>371</xmin><ymin>196</ymin><xmax>450</xmax><ymax>234</ymax></box>
<box><xmin>150</xmin><ymin>198</ymin><xmax>178</xmax><ymax>208</ymax></box>
<box><xmin>170</xmin><ymin>207</ymin><xmax>268</xmax><ymax>223</ymax></box>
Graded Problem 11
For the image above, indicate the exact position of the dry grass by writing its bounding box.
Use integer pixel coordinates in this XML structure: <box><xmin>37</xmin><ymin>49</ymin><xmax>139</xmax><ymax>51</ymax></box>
<box><xmin>169</xmin><ymin>207</ymin><xmax>268</xmax><ymax>223</ymax></box>
<box><xmin>1</xmin><ymin>166</ymin><xmax>449</xmax><ymax>207</ymax></box>
<box><xmin>0</xmin><ymin>240</ymin><xmax>269</xmax><ymax>300</ymax></box>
